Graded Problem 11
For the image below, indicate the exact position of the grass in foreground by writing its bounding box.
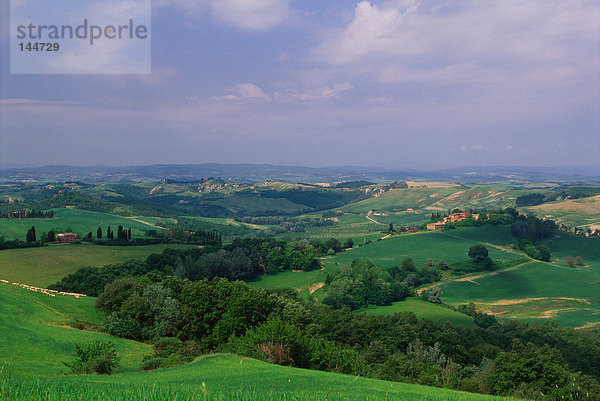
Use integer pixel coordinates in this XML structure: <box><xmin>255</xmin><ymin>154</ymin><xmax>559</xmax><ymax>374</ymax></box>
<box><xmin>1</xmin><ymin>355</ymin><xmax>517</xmax><ymax>401</ymax></box>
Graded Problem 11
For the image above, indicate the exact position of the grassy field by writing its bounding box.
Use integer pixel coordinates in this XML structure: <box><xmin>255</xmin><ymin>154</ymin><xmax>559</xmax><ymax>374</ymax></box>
<box><xmin>0</xmin><ymin>208</ymin><xmax>176</xmax><ymax>240</ymax></box>
<box><xmin>0</xmin><ymin>284</ymin><xmax>150</xmax><ymax>376</ymax></box>
<box><xmin>276</xmin><ymin>212</ymin><xmax>385</xmax><ymax>243</ymax></box>
<box><xmin>526</xmin><ymin>195</ymin><xmax>600</xmax><ymax>230</ymax></box>
<box><xmin>329</xmin><ymin>227</ymin><xmax>525</xmax><ymax>269</ymax></box>
<box><xmin>437</xmin><ymin>259</ymin><xmax>600</xmax><ymax>329</ymax></box>
<box><xmin>1</xmin><ymin>354</ymin><xmax>517</xmax><ymax>401</ymax></box>
<box><xmin>360</xmin><ymin>298</ymin><xmax>475</xmax><ymax>327</ymax></box>
<box><xmin>0</xmin><ymin>283</ymin><xmax>514</xmax><ymax>401</ymax></box>
<box><xmin>0</xmin><ymin>243</ymin><xmax>195</xmax><ymax>286</ymax></box>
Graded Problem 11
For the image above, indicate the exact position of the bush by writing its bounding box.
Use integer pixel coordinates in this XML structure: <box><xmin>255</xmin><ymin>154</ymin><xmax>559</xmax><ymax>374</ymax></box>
<box><xmin>140</xmin><ymin>357</ymin><xmax>164</xmax><ymax>371</ymax></box>
<box><xmin>63</xmin><ymin>340</ymin><xmax>120</xmax><ymax>375</ymax></box>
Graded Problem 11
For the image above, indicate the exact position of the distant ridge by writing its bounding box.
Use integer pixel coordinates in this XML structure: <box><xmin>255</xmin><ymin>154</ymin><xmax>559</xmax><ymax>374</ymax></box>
<box><xmin>0</xmin><ymin>163</ymin><xmax>598</xmax><ymax>184</ymax></box>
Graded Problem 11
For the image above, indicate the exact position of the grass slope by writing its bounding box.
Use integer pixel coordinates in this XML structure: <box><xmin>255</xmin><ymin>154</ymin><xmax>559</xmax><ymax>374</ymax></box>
<box><xmin>438</xmin><ymin>260</ymin><xmax>600</xmax><ymax>328</ymax></box>
<box><xmin>0</xmin><ymin>284</ymin><xmax>149</xmax><ymax>376</ymax></box>
<box><xmin>0</xmin><ymin>208</ymin><xmax>175</xmax><ymax>240</ymax></box>
<box><xmin>526</xmin><ymin>194</ymin><xmax>600</xmax><ymax>230</ymax></box>
<box><xmin>360</xmin><ymin>298</ymin><xmax>475</xmax><ymax>327</ymax></box>
<box><xmin>0</xmin><ymin>243</ymin><xmax>194</xmax><ymax>287</ymax></box>
<box><xmin>329</xmin><ymin>227</ymin><xmax>524</xmax><ymax>269</ymax></box>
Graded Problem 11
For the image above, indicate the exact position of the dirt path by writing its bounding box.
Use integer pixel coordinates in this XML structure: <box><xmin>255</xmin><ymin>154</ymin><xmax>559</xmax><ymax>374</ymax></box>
<box><xmin>125</xmin><ymin>217</ymin><xmax>165</xmax><ymax>229</ymax></box>
<box><xmin>365</xmin><ymin>211</ymin><xmax>385</xmax><ymax>225</ymax></box>
<box><xmin>309</xmin><ymin>282</ymin><xmax>325</xmax><ymax>294</ymax></box>
<box><xmin>416</xmin><ymin>261</ymin><xmax>529</xmax><ymax>294</ymax></box>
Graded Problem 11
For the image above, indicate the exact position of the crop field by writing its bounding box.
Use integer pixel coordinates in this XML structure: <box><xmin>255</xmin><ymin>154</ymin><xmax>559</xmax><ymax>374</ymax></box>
<box><xmin>276</xmin><ymin>212</ymin><xmax>384</xmax><ymax>243</ymax></box>
<box><xmin>0</xmin><ymin>284</ymin><xmax>149</xmax><ymax>376</ymax></box>
<box><xmin>526</xmin><ymin>195</ymin><xmax>600</xmax><ymax>230</ymax></box>
<box><xmin>0</xmin><ymin>243</ymin><xmax>195</xmax><ymax>287</ymax></box>
<box><xmin>329</xmin><ymin>227</ymin><xmax>525</xmax><ymax>269</ymax></box>
<box><xmin>360</xmin><ymin>298</ymin><xmax>475</xmax><ymax>327</ymax></box>
<box><xmin>0</xmin><ymin>208</ymin><xmax>175</xmax><ymax>240</ymax></box>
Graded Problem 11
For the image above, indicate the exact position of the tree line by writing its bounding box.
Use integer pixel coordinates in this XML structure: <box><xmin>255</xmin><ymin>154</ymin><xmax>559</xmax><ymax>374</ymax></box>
<box><xmin>0</xmin><ymin>209</ymin><xmax>54</xmax><ymax>219</ymax></box>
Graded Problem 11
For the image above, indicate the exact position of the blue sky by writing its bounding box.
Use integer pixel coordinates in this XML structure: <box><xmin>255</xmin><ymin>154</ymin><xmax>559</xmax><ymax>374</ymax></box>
<box><xmin>1</xmin><ymin>0</ymin><xmax>599</xmax><ymax>168</ymax></box>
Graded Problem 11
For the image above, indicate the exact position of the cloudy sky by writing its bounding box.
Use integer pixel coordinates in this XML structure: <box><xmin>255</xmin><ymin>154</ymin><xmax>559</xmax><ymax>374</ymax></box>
<box><xmin>1</xmin><ymin>0</ymin><xmax>599</xmax><ymax>168</ymax></box>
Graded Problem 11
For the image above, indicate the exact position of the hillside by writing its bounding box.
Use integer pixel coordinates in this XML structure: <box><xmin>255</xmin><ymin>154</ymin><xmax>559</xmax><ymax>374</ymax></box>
<box><xmin>0</xmin><ymin>283</ymin><xmax>511</xmax><ymax>401</ymax></box>
<box><xmin>526</xmin><ymin>194</ymin><xmax>600</xmax><ymax>231</ymax></box>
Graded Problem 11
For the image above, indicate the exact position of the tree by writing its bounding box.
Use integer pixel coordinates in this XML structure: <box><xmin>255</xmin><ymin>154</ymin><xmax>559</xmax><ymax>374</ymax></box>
<box><xmin>117</xmin><ymin>225</ymin><xmax>124</xmax><ymax>240</ymax></box>
<box><xmin>127</xmin><ymin>228</ymin><xmax>132</xmax><ymax>240</ymax></box>
<box><xmin>468</xmin><ymin>244</ymin><xmax>489</xmax><ymax>264</ymax></box>
<box><xmin>575</xmin><ymin>256</ymin><xmax>585</xmax><ymax>266</ymax></box>
<box><xmin>26</xmin><ymin>226</ymin><xmax>36</xmax><ymax>242</ymax></box>
<box><xmin>401</xmin><ymin>258</ymin><xmax>416</xmax><ymax>272</ymax></box>
<box><xmin>47</xmin><ymin>230</ymin><xmax>55</xmax><ymax>242</ymax></box>
<box><xmin>97</xmin><ymin>227</ymin><xmax>102</xmax><ymax>239</ymax></box>
<box><xmin>389</xmin><ymin>222</ymin><xmax>394</xmax><ymax>233</ymax></box>
<box><xmin>565</xmin><ymin>256</ymin><xmax>575</xmax><ymax>268</ymax></box>
<box><xmin>343</xmin><ymin>238</ymin><xmax>354</xmax><ymax>249</ymax></box>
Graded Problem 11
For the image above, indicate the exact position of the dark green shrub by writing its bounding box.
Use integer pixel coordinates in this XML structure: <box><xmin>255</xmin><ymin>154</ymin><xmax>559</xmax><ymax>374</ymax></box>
<box><xmin>63</xmin><ymin>340</ymin><xmax>119</xmax><ymax>375</ymax></box>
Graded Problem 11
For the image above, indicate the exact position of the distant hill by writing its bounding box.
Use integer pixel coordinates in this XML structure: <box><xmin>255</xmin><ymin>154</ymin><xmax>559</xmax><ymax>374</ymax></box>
<box><xmin>1</xmin><ymin>163</ymin><xmax>599</xmax><ymax>184</ymax></box>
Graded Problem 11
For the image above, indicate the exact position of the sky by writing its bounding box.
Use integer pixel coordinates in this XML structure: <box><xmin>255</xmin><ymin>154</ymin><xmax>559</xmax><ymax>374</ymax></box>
<box><xmin>0</xmin><ymin>0</ymin><xmax>599</xmax><ymax>169</ymax></box>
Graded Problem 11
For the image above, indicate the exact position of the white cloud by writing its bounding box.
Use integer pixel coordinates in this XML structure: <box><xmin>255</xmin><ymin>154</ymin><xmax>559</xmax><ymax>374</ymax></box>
<box><xmin>156</xmin><ymin>0</ymin><xmax>289</xmax><ymax>31</ymax></box>
<box><xmin>287</xmin><ymin>82</ymin><xmax>353</xmax><ymax>101</ymax></box>
<box><xmin>210</xmin><ymin>0</ymin><xmax>289</xmax><ymax>31</ymax></box>
<box><xmin>314</xmin><ymin>1</ymin><xmax>600</xmax><ymax>85</ymax></box>
<box><xmin>461</xmin><ymin>144</ymin><xmax>484</xmax><ymax>152</ymax></box>
<box><xmin>210</xmin><ymin>83</ymin><xmax>270</xmax><ymax>101</ymax></box>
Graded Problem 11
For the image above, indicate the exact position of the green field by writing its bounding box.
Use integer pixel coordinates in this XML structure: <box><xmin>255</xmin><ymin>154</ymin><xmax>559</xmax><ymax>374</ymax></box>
<box><xmin>438</xmin><ymin>260</ymin><xmax>600</xmax><ymax>328</ymax></box>
<box><xmin>0</xmin><ymin>243</ymin><xmax>195</xmax><ymax>286</ymax></box>
<box><xmin>329</xmin><ymin>227</ymin><xmax>525</xmax><ymax>269</ymax></box>
<box><xmin>0</xmin><ymin>284</ymin><xmax>149</xmax><ymax>376</ymax></box>
<box><xmin>276</xmin><ymin>212</ymin><xmax>385</xmax><ymax>243</ymax></box>
<box><xmin>360</xmin><ymin>298</ymin><xmax>475</xmax><ymax>327</ymax></box>
<box><xmin>0</xmin><ymin>284</ymin><xmax>513</xmax><ymax>401</ymax></box>
<box><xmin>0</xmin><ymin>208</ymin><xmax>176</xmax><ymax>240</ymax></box>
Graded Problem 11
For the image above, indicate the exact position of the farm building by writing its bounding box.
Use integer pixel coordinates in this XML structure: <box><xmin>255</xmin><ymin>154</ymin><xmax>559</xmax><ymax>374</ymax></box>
<box><xmin>56</xmin><ymin>233</ymin><xmax>80</xmax><ymax>242</ymax></box>
<box><xmin>427</xmin><ymin>211</ymin><xmax>479</xmax><ymax>230</ymax></box>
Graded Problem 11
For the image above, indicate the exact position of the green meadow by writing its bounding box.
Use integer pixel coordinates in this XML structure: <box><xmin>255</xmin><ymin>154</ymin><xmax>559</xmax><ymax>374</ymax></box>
<box><xmin>438</xmin><ymin>260</ymin><xmax>600</xmax><ymax>328</ymax></box>
<box><xmin>360</xmin><ymin>298</ymin><xmax>475</xmax><ymax>327</ymax></box>
<box><xmin>329</xmin><ymin>227</ymin><xmax>525</xmax><ymax>269</ymax></box>
<box><xmin>0</xmin><ymin>284</ymin><xmax>514</xmax><ymax>401</ymax></box>
<box><xmin>0</xmin><ymin>208</ymin><xmax>176</xmax><ymax>240</ymax></box>
<box><xmin>0</xmin><ymin>243</ymin><xmax>195</xmax><ymax>287</ymax></box>
<box><xmin>0</xmin><ymin>284</ymin><xmax>149</xmax><ymax>376</ymax></box>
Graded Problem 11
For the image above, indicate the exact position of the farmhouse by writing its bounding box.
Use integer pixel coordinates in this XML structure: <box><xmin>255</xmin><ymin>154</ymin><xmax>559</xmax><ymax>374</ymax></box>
<box><xmin>56</xmin><ymin>233</ymin><xmax>79</xmax><ymax>242</ymax></box>
<box><xmin>427</xmin><ymin>211</ymin><xmax>479</xmax><ymax>230</ymax></box>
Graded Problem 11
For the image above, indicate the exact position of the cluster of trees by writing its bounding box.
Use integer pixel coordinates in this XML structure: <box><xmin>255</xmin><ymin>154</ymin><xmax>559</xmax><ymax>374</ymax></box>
<box><xmin>510</xmin><ymin>214</ymin><xmax>556</xmax><ymax>262</ymax></box>
<box><xmin>323</xmin><ymin>258</ymin><xmax>445</xmax><ymax>310</ymax></box>
<box><xmin>49</xmin><ymin>240</ymin><xmax>322</xmax><ymax>296</ymax></box>
<box><xmin>90</xmin><ymin>275</ymin><xmax>600</xmax><ymax>400</ymax></box>
<box><xmin>96</xmin><ymin>226</ymin><xmax>131</xmax><ymax>241</ymax></box>
<box><xmin>0</xmin><ymin>209</ymin><xmax>54</xmax><ymax>219</ymax></box>
<box><xmin>322</xmin><ymin>259</ymin><xmax>412</xmax><ymax>309</ymax></box>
